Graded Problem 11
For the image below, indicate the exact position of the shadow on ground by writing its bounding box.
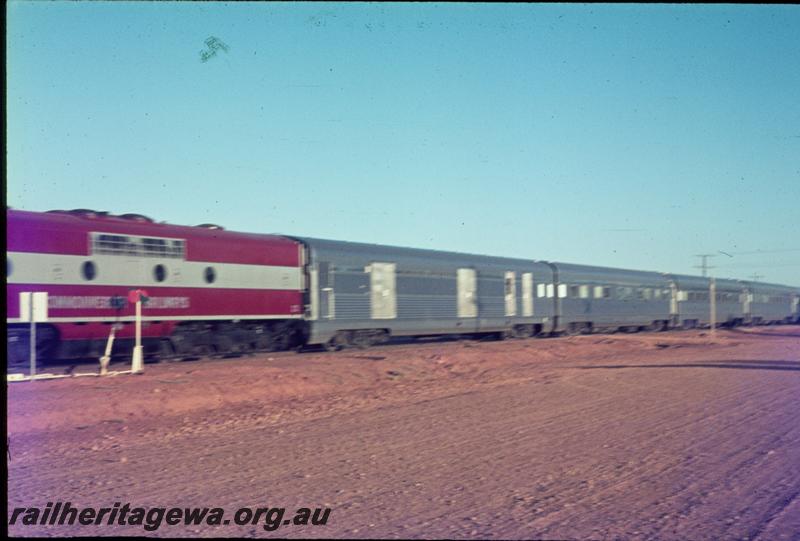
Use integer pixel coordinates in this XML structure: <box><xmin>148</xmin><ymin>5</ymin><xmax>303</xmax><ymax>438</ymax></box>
<box><xmin>727</xmin><ymin>328</ymin><xmax>800</xmax><ymax>338</ymax></box>
<box><xmin>576</xmin><ymin>359</ymin><xmax>800</xmax><ymax>372</ymax></box>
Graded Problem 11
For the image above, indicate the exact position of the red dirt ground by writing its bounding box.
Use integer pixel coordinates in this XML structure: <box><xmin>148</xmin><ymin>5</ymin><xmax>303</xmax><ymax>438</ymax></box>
<box><xmin>7</xmin><ymin>327</ymin><xmax>800</xmax><ymax>539</ymax></box>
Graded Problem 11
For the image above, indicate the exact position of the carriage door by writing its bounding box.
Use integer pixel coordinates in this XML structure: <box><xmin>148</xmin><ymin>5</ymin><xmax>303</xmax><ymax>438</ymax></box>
<box><xmin>369</xmin><ymin>262</ymin><xmax>397</xmax><ymax>319</ymax></box>
<box><xmin>522</xmin><ymin>272</ymin><xmax>534</xmax><ymax>316</ymax></box>
<box><xmin>505</xmin><ymin>272</ymin><xmax>517</xmax><ymax>316</ymax></box>
<box><xmin>743</xmin><ymin>288</ymin><xmax>752</xmax><ymax>318</ymax></box>
<box><xmin>318</xmin><ymin>262</ymin><xmax>335</xmax><ymax>319</ymax></box>
<box><xmin>670</xmin><ymin>281</ymin><xmax>679</xmax><ymax>316</ymax></box>
<box><xmin>457</xmin><ymin>268</ymin><xmax>477</xmax><ymax>318</ymax></box>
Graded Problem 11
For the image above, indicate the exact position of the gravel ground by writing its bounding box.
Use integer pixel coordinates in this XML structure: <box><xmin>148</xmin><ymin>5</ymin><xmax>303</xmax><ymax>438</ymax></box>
<box><xmin>7</xmin><ymin>326</ymin><xmax>800</xmax><ymax>539</ymax></box>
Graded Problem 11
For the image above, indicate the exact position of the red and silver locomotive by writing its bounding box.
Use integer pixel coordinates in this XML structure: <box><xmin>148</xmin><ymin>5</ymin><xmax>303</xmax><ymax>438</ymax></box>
<box><xmin>7</xmin><ymin>208</ymin><xmax>308</xmax><ymax>364</ymax></box>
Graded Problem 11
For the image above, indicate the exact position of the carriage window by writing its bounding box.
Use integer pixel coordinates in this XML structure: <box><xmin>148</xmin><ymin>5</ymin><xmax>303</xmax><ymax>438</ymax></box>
<box><xmin>557</xmin><ymin>284</ymin><xmax>567</xmax><ymax>298</ymax></box>
<box><xmin>618</xmin><ymin>287</ymin><xmax>633</xmax><ymax>300</ymax></box>
<box><xmin>594</xmin><ymin>286</ymin><xmax>604</xmax><ymax>299</ymax></box>
<box><xmin>579</xmin><ymin>285</ymin><xmax>589</xmax><ymax>298</ymax></box>
<box><xmin>546</xmin><ymin>284</ymin><xmax>554</xmax><ymax>298</ymax></box>
<box><xmin>569</xmin><ymin>285</ymin><xmax>580</xmax><ymax>298</ymax></box>
<box><xmin>537</xmin><ymin>283</ymin><xmax>546</xmax><ymax>298</ymax></box>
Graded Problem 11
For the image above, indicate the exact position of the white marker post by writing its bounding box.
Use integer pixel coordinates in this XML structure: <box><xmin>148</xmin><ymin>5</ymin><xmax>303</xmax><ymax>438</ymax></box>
<box><xmin>20</xmin><ymin>292</ymin><xmax>49</xmax><ymax>379</ymax></box>
<box><xmin>129</xmin><ymin>289</ymin><xmax>149</xmax><ymax>374</ymax></box>
<box><xmin>132</xmin><ymin>297</ymin><xmax>144</xmax><ymax>374</ymax></box>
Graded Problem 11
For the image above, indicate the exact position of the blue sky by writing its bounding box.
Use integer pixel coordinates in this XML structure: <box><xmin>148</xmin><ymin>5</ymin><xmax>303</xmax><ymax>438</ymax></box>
<box><xmin>7</xmin><ymin>2</ymin><xmax>800</xmax><ymax>285</ymax></box>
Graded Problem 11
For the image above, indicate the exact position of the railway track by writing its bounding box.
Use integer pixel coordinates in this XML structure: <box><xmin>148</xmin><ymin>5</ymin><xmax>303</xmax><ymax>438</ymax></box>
<box><xmin>9</xmin><ymin>323</ymin><xmax>796</xmax><ymax>377</ymax></box>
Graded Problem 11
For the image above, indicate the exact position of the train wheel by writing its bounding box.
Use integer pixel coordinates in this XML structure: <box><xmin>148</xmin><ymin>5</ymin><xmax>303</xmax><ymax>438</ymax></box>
<box><xmin>158</xmin><ymin>339</ymin><xmax>177</xmax><ymax>360</ymax></box>
<box><xmin>352</xmin><ymin>330</ymin><xmax>386</xmax><ymax>349</ymax></box>
<box><xmin>7</xmin><ymin>341</ymin><xmax>29</xmax><ymax>369</ymax></box>
<box><xmin>564</xmin><ymin>323</ymin><xmax>580</xmax><ymax>336</ymax></box>
<box><xmin>324</xmin><ymin>331</ymin><xmax>351</xmax><ymax>352</ymax></box>
<box><xmin>268</xmin><ymin>334</ymin><xmax>289</xmax><ymax>352</ymax></box>
<box><xmin>513</xmin><ymin>325</ymin><xmax>534</xmax><ymax>339</ymax></box>
<box><xmin>7</xmin><ymin>326</ymin><xmax>60</xmax><ymax>369</ymax></box>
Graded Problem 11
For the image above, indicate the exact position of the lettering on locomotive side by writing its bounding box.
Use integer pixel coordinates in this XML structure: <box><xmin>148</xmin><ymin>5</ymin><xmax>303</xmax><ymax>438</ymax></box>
<box><xmin>48</xmin><ymin>296</ymin><xmax>191</xmax><ymax>310</ymax></box>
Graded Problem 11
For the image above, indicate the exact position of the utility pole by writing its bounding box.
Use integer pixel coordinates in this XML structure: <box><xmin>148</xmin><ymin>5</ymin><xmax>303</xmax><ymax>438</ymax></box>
<box><xmin>694</xmin><ymin>254</ymin><xmax>716</xmax><ymax>277</ymax></box>
<box><xmin>749</xmin><ymin>273</ymin><xmax>763</xmax><ymax>282</ymax></box>
<box><xmin>710</xmin><ymin>277</ymin><xmax>716</xmax><ymax>337</ymax></box>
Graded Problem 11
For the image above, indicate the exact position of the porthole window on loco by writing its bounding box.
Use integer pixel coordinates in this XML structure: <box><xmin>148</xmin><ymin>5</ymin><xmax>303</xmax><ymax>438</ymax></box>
<box><xmin>82</xmin><ymin>261</ymin><xmax>97</xmax><ymax>281</ymax></box>
<box><xmin>204</xmin><ymin>266</ymin><xmax>216</xmax><ymax>284</ymax></box>
<box><xmin>153</xmin><ymin>264</ymin><xmax>167</xmax><ymax>282</ymax></box>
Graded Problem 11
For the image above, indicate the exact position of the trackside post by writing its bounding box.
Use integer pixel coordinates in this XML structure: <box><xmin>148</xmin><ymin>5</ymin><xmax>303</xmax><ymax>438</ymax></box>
<box><xmin>20</xmin><ymin>292</ymin><xmax>48</xmax><ymax>380</ymax></box>
<box><xmin>99</xmin><ymin>324</ymin><xmax>119</xmax><ymax>376</ymax></box>
<box><xmin>30</xmin><ymin>304</ymin><xmax>35</xmax><ymax>378</ymax></box>
<box><xmin>710</xmin><ymin>278</ymin><xmax>717</xmax><ymax>337</ymax></box>
<box><xmin>129</xmin><ymin>289</ymin><xmax>149</xmax><ymax>374</ymax></box>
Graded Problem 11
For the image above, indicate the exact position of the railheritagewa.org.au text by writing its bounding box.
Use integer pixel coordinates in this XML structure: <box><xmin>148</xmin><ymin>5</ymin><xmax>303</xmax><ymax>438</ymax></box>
<box><xmin>9</xmin><ymin>502</ymin><xmax>331</xmax><ymax>532</ymax></box>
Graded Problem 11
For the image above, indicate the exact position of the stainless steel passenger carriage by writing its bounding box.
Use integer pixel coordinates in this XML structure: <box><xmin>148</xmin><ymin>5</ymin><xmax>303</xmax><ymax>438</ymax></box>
<box><xmin>745</xmin><ymin>281</ymin><xmax>798</xmax><ymax>324</ymax></box>
<box><xmin>297</xmin><ymin>238</ymin><xmax>556</xmax><ymax>348</ymax></box>
<box><xmin>553</xmin><ymin>263</ymin><xmax>672</xmax><ymax>333</ymax></box>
